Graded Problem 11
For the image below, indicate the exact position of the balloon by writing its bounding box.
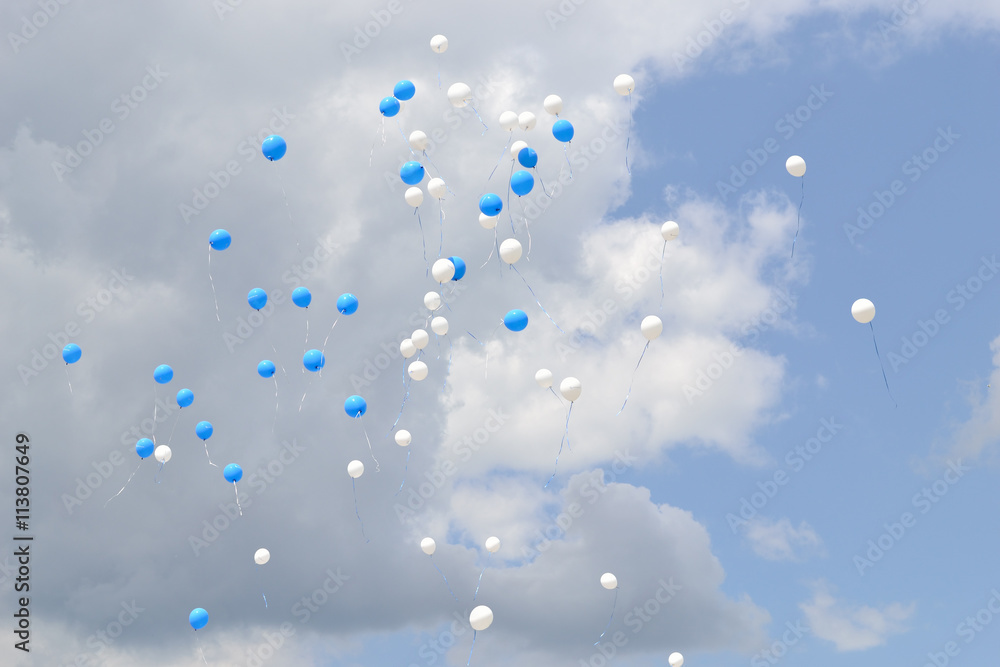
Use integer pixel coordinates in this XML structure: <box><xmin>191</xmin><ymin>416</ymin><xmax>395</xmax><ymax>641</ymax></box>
<box><xmin>379</xmin><ymin>96</ymin><xmax>400</xmax><ymax>117</ymax></box>
<box><xmin>195</xmin><ymin>421</ymin><xmax>213</xmax><ymax>441</ymax></box>
<box><xmin>261</xmin><ymin>135</ymin><xmax>286</xmax><ymax>161</ymax></box>
<box><xmin>641</xmin><ymin>315</ymin><xmax>663</xmax><ymax>341</ymax></box>
<box><xmin>257</xmin><ymin>360</ymin><xmax>276</xmax><ymax>378</ymax></box>
<box><xmin>404</xmin><ymin>186</ymin><xmax>424</xmax><ymax>207</ymax></box>
<box><xmin>393</xmin><ymin>79</ymin><xmax>415</xmax><ymax>101</ymax></box>
<box><xmin>400</xmin><ymin>161</ymin><xmax>425</xmax><ymax>185</ymax></box>
<box><xmin>517</xmin><ymin>147</ymin><xmax>538</xmax><ymax>168</ymax></box>
<box><xmin>479</xmin><ymin>212</ymin><xmax>498</xmax><ymax>229</ymax></box>
<box><xmin>552</xmin><ymin>119</ymin><xmax>574</xmax><ymax>142</ymax></box>
<box><xmin>431</xmin><ymin>316</ymin><xmax>449</xmax><ymax>335</ymax></box>
<box><xmin>852</xmin><ymin>298</ymin><xmax>875</xmax><ymax>324</ymax></box>
<box><xmin>62</xmin><ymin>343</ymin><xmax>81</xmax><ymax>364</ymax></box>
<box><xmin>543</xmin><ymin>94</ymin><xmax>563</xmax><ymax>115</ymax></box>
<box><xmin>189</xmin><ymin>608</ymin><xmax>208</xmax><ymax>630</ymax></box>
<box><xmin>430</xmin><ymin>34</ymin><xmax>448</xmax><ymax>53</ymax></box>
<box><xmin>154</xmin><ymin>445</ymin><xmax>171</xmax><ymax>463</ymax></box>
<box><xmin>395</xmin><ymin>429</ymin><xmax>412</xmax><ymax>447</ymax></box>
<box><xmin>344</xmin><ymin>395</ymin><xmax>367</xmax><ymax>418</ymax></box>
<box><xmin>303</xmin><ymin>349</ymin><xmax>325</xmax><ymax>372</ymax></box>
<box><xmin>153</xmin><ymin>364</ymin><xmax>173</xmax><ymax>384</ymax></box>
<box><xmin>510</xmin><ymin>170</ymin><xmax>534</xmax><ymax>196</ymax></box>
<box><xmin>518</xmin><ymin>112</ymin><xmax>536</xmax><ymax>131</ymax></box>
<box><xmin>177</xmin><ymin>388</ymin><xmax>194</xmax><ymax>407</ymax></box>
<box><xmin>427</xmin><ymin>177</ymin><xmax>447</xmax><ymax>199</ymax></box>
<box><xmin>420</xmin><ymin>537</ymin><xmax>436</xmax><ymax>555</ymax></box>
<box><xmin>786</xmin><ymin>155</ymin><xmax>806</xmax><ymax>177</ymax></box>
<box><xmin>424</xmin><ymin>291</ymin><xmax>442</xmax><ymax>311</ymax></box>
<box><xmin>447</xmin><ymin>82</ymin><xmax>472</xmax><ymax>108</ymax></box>
<box><xmin>668</xmin><ymin>652</ymin><xmax>684</xmax><ymax>667</ymax></box>
<box><xmin>470</xmin><ymin>605</ymin><xmax>493</xmax><ymax>631</ymax></box>
<box><xmin>499</xmin><ymin>238</ymin><xmax>522</xmax><ymax>264</ymax></box>
<box><xmin>209</xmin><ymin>229</ymin><xmax>231</xmax><ymax>250</ymax></box>
<box><xmin>248</xmin><ymin>288</ymin><xmax>267</xmax><ymax>310</ymax></box>
<box><xmin>503</xmin><ymin>309</ymin><xmax>528</xmax><ymax>332</ymax></box>
<box><xmin>479</xmin><ymin>193</ymin><xmax>503</xmax><ymax>216</ymax></box>
<box><xmin>223</xmin><ymin>463</ymin><xmax>243</xmax><ymax>483</ymax></box>
<box><xmin>535</xmin><ymin>369</ymin><xmax>553</xmax><ymax>388</ymax></box>
<box><xmin>431</xmin><ymin>258</ymin><xmax>456</xmax><ymax>283</ymax></box>
<box><xmin>510</xmin><ymin>140</ymin><xmax>528</xmax><ymax>158</ymax></box>
<box><xmin>292</xmin><ymin>286</ymin><xmax>311</xmax><ymax>308</ymax></box>
<box><xmin>338</xmin><ymin>293</ymin><xmax>359</xmax><ymax>315</ymax></box>
<box><xmin>613</xmin><ymin>74</ymin><xmax>635</xmax><ymax>96</ymax></box>
<box><xmin>600</xmin><ymin>572</ymin><xmax>618</xmax><ymax>590</ymax></box>
<box><xmin>411</xmin><ymin>329</ymin><xmax>429</xmax><ymax>349</ymax></box>
<box><xmin>136</xmin><ymin>438</ymin><xmax>154</xmax><ymax>459</ymax></box>
<box><xmin>400</xmin><ymin>339</ymin><xmax>417</xmax><ymax>358</ymax></box>
<box><xmin>485</xmin><ymin>536</ymin><xmax>501</xmax><ymax>553</ymax></box>
<box><xmin>254</xmin><ymin>548</ymin><xmax>270</xmax><ymax>565</ymax></box>
<box><xmin>409</xmin><ymin>130</ymin><xmax>428</xmax><ymax>152</ymax></box>
<box><xmin>408</xmin><ymin>360</ymin><xmax>429</xmax><ymax>381</ymax></box>
<box><xmin>498</xmin><ymin>110</ymin><xmax>518</xmax><ymax>131</ymax></box>
<box><xmin>560</xmin><ymin>377</ymin><xmax>582</xmax><ymax>401</ymax></box>
<box><xmin>347</xmin><ymin>459</ymin><xmax>364</xmax><ymax>478</ymax></box>
<box><xmin>661</xmin><ymin>220</ymin><xmax>680</xmax><ymax>241</ymax></box>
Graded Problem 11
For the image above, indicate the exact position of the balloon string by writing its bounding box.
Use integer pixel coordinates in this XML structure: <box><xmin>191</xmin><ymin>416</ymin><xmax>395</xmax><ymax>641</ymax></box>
<box><xmin>518</xmin><ymin>197</ymin><xmax>532</xmax><ymax>259</ymax></box>
<box><xmin>562</xmin><ymin>144</ymin><xmax>573</xmax><ymax>179</ymax></box>
<box><xmin>166</xmin><ymin>409</ymin><xmax>180</xmax><ymax>447</ymax></box>
<box><xmin>469</xmin><ymin>102</ymin><xmax>488</xmax><ymax>135</ymax></box>
<box><xmin>507</xmin><ymin>159</ymin><xmax>516</xmax><ymax>236</ymax></box>
<box><xmin>536</xmin><ymin>168</ymin><xmax>553</xmax><ymax>197</ymax></box>
<box><xmin>299</xmin><ymin>374</ymin><xmax>313</xmax><ymax>413</ymax></box>
<box><xmin>659</xmin><ymin>240</ymin><xmax>667</xmax><ymax>311</ymax></box>
<box><xmin>544</xmin><ymin>402</ymin><xmax>574</xmax><ymax>489</ymax></box>
<box><xmin>303</xmin><ymin>312</ymin><xmax>310</xmax><ymax>351</ymax></box>
<box><xmin>104</xmin><ymin>460</ymin><xmax>143</xmax><ymax>507</ymax></box>
<box><xmin>467</xmin><ymin>331</ymin><xmax>490</xmax><ymax>380</ymax></box>
<box><xmin>486</xmin><ymin>133</ymin><xmax>513</xmax><ymax>184</ymax></box>
<box><xmin>360</xmin><ymin>416</ymin><xmax>380</xmax><ymax>472</ymax></box>
<box><xmin>154</xmin><ymin>461</ymin><xmax>166</xmax><ymax>484</ymax></box>
<box><xmin>414</xmin><ymin>208</ymin><xmax>429</xmax><ymax>277</ymax></box>
<box><xmin>430</xmin><ymin>555</ymin><xmax>459</xmax><ymax>601</ymax></box>
<box><xmin>152</xmin><ymin>385</ymin><xmax>159</xmax><ymax>441</ymax></box>
<box><xmin>438</xmin><ymin>204</ymin><xmax>445</xmax><ymax>258</ymax></box>
<box><xmin>395</xmin><ymin>449</ymin><xmax>411</xmax><ymax>496</ymax></box>
<box><xmin>422</xmin><ymin>150</ymin><xmax>455</xmax><ymax>196</ymax></box>
<box><xmin>473</xmin><ymin>553</ymin><xmax>491</xmax><ymax>602</ymax></box>
<box><xmin>352</xmin><ymin>478</ymin><xmax>370</xmax><ymax>543</ymax></box>
<box><xmin>64</xmin><ymin>365</ymin><xmax>73</xmax><ymax>395</ymax></box>
<box><xmin>233</xmin><ymin>482</ymin><xmax>243</xmax><ymax>516</ymax></box>
<box><xmin>196</xmin><ymin>632</ymin><xmax>209</xmax><ymax>665</ymax></box>
<box><xmin>548</xmin><ymin>386</ymin><xmax>563</xmax><ymax>405</ymax></box>
<box><xmin>617</xmin><ymin>341</ymin><xmax>650</xmax><ymax>415</ymax></box>
<box><xmin>257</xmin><ymin>564</ymin><xmax>268</xmax><ymax>608</ymax></box>
<box><xmin>386</xmin><ymin>369</ymin><xmax>412</xmax><ymax>437</ymax></box>
<box><xmin>271</xmin><ymin>376</ymin><xmax>279</xmax><ymax>435</ymax></box>
<box><xmin>480</xmin><ymin>226</ymin><xmax>499</xmax><ymax>269</ymax></box>
<box><xmin>320</xmin><ymin>315</ymin><xmax>341</xmax><ymax>372</ymax></box>
<box><xmin>201</xmin><ymin>440</ymin><xmax>218</xmax><ymax>468</ymax></box>
<box><xmin>442</xmin><ymin>336</ymin><xmax>452</xmax><ymax>393</ymax></box>
<box><xmin>368</xmin><ymin>117</ymin><xmax>385</xmax><ymax>167</ymax></box>
<box><xmin>395</xmin><ymin>117</ymin><xmax>416</xmax><ymax>158</ymax></box>
<box><xmin>595</xmin><ymin>588</ymin><xmax>619</xmax><ymax>644</ymax></box>
<box><xmin>625</xmin><ymin>92</ymin><xmax>633</xmax><ymax>175</ymax></box>
<box><xmin>276</xmin><ymin>162</ymin><xmax>301</xmax><ymax>254</ymax></box>
<box><xmin>511</xmin><ymin>264</ymin><xmax>563</xmax><ymax>332</ymax></box>
<box><xmin>791</xmin><ymin>177</ymin><xmax>804</xmax><ymax>259</ymax></box>
<box><xmin>466</xmin><ymin>629</ymin><xmax>478</xmax><ymax>667</ymax></box>
<box><xmin>870</xmin><ymin>322</ymin><xmax>897</xmax><ymax>408</ymax></box>
<box><xmin>208</xmin><ymin>248</ymin><xmax>220</xmax><ymax>323</ymax></box>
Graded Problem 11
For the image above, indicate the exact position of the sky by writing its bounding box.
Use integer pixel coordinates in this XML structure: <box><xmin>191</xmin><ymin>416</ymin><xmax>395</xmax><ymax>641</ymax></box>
<box><xmin>1</xmin><ymin>1</ymin><xmax>999</xmax><ymax>666</ymax></box>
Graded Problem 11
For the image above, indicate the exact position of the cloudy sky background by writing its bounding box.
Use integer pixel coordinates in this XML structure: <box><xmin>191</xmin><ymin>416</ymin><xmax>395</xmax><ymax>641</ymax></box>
<box><xmin>1</xmin><ymin>0</ymin><xmax>999</xmax><ymax>665</ymax></box>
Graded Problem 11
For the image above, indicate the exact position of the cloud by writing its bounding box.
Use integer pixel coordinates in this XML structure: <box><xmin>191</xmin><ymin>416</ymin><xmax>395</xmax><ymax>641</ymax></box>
<box><xmin>744</xmin><ymin>516</ymin><xmax>825</xmax><ymax>561</ymax></box>
<box><xmin>800</xmin><ymin>580</ymin><xmax>914</xmax><ymax>651</ymax></box>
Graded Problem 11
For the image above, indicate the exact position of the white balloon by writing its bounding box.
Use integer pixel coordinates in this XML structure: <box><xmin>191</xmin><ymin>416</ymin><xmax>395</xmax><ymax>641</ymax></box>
<box><xmin>154</xmin><ymin>445</ymin><xmax>171</xmax><ymax>463</ymax></box>
<box><xmin>400</xmin><ymin>338</ymin><xmax>417</xmax><ymax>359</ymax></box>
<box><xmin>518</xmin><ymin>111</ymin><xmax>536</xmax><ymax>131</ymax></box>
<box><xmin>470</xmin><ymin>605</ymin><xmax>494</xmax><ymax>631</ymax></box>
<box><xmin>411</xmin><ymin>329</ymin><xmax>430</xmax><ymax>349</ymax></box>
<box><xmin>430</xmin><ymin>35</ymin><xmax>448</xmax><ymax>53</ymax></box>
<box><xmin>479</xmin><ymin>212</ymin><xmax>498</xmax><ymax>229</ymax></box>
<box><xmin>852</xmin><ymin>298</ymin><xmax>875</xmax><ymax>324</ymax></box>
<box><xmin>499</xmin><ymin>238</ymin><xmax>522</xmax><ymax>264</ymax></box>
<box><xmin>661</xmin><ymin>220</ymin><xmax>679</xmax><ymax>241</ymax></box>
<box><xmin>641</xmin><ymin>315</ymin><xmax>663</xmax><ymax>341</ymax></box>
<box><xmin>499</xmin><ymin>110</ymin><xmax>518</xmax><ymax>131</ymax></box>
<box><xmin>560</xmin><ymin>377</ymin><xmax>582</xmax><ymax>402</ymax></box>
<box><xmin>404</xmin><ymin>187</ymin><xmax>424</xmax><ymax>208</ymax></box>
<box><xmin>786</xmin><ymin>155</ymin><xmax>806</xmax><ymax>177</ymax></box>
<box><xmin>347</xmin><ymin>460</ymin><xmax>364</xmax><ymax>479</ymax></box>
<box><xmin>613</xmin><ymin>74</ymin><xmax>635</xmax><ymax>96</ymax></box>
<box><xmin>543</xmin><ymin>94</ymin><xmax>563</xmax><ymax>115</ymax></box>
<box><xmin>668</xmin><ymin>652</ymin><xmax>684</xmax><ymax>667</ymax></box>
<box><xmin>600</xmin><ymin>572</ymin><xmax>618</xmax><ymax>590</ymax></box>
<box><xmin>408</xmin><ymin>360</ymin><xmax>429</xmax><ymax>381</ymax></box>
<box><xmin>510</xmin><ymin>140</ymin><xmax>528</xmax><ymax>159</ymax></box>
<box><xmin>254</xmin><ymin>548</ymin><xmax>270</xmax><ymax>565</ymax></box>
<box><xmin>420</xmin><ymin>537</ymin><xmax>436</xmax><ymax>555</ymax></box>
<box><xmin>394</xmin><ymin>429</ymin><xmax>412</xmax><ymax>447</ymax></box>
<box><xmin>431</xmin><ymin>316</ymin><xmax>449</xmax><ymax>335</ymax></box>
<box><xmin>427</xmin><ymin>177</ymin><xmax>447</xmax><ymax>199</ymax></box>
<box><xmin>424</xmin><ymin>291</ymin><xmax>442</xmax><ymax>311</ymax></box>
<box><xmin>535</xmin><ymin>368</ymin><xmax>553</xmax><ymax>388</ymax></box>
<box><xmin>431</xmin><ymin>258</ymin><xmax>456</xmax><ymax>283</ymax></box>
<box><xmin>409</xmin><ymin>130</ymin><xmax>428</xmax><ymax>152</ymax></box>
<box><xmin>485</xmin><ymin>536</ymin><xmax>501</xmax><ymax>553</ymax></box>
<box><xmin>447</xmin><ymin>82</ymin><xmax>472</xmax><ymax>108</ymax></box>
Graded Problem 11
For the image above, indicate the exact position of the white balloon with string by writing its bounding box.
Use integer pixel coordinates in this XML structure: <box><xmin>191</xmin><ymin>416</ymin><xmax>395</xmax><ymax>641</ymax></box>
<box><xmin>473</xmin><ymin>536</ymin><xmax>501</xmax><ymax>602</ymax></box>
<box><xmin>786</xmin><ymin>155</ymin><xmax>806</xmax><ymax>258</ymax></box>
<box><xmin>467</xmin><ymin>605</ymin><xmax>494</xmax><ymax>665</ymax></box>
<box><xmin>852</xmin><ymin>298</ymin><xmax>896</xmax><ymax>406</ymax></box>
<box><xmin>546</xmin><ymin>377</ymin><xmax>582</xmax><ymax>488</ymax></box>
<box><xmin>404</xmin><ymin>185</ymin><xmax>430</xmax><ymax>274</ymax></box>
<box><xmin>659</xmin><ymin>220</ymin><xmax>680</xmax><ymax>309</ymax></box>
<box><xmin>614</xmin><ymin>74</ymin><xmax>636</xmax><ymax>173</ymax></box>
<box><xmin>347</xmin><ymin>460</ymin><xmax>369</xmax><ymax>542</ymax></box>
<box><xmin>595</xmin><ymin>572</ymin><xmax>620</xmax><ymax>645</ymax></box>
<box><xmin>500</xmin><ymin>238</ymin><xmax>562</xmax><ymax>332</ymax></box>
<box><xmin>421</xmin><ymin>537</ymin><xmax>458</xmax><ymax>601</ymax></box>
<box><xmin>393</xmin><ymin>429</ymin><xmax>412</xmax><ymax>495</ymax></box>
<box><xmin>618</xmin><ymin>316</ymin><xmax>663</xmax><ymax>414</ymax></box>
<box><xmin>254</xmin><ymin>548</ymin><xmax>270</xmax><ymax>608</ymax></box>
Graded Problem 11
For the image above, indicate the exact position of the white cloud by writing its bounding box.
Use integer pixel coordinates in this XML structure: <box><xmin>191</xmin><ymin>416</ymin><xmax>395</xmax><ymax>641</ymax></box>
<box><xmin>744</xmin><ymin>516</ymin><xmax>825</xmax><ymax>561</ymax></box>
<box><xmin>800</xmin><ymin>581</ymin><xmax>915</xmax><ymax>651</ymax></box>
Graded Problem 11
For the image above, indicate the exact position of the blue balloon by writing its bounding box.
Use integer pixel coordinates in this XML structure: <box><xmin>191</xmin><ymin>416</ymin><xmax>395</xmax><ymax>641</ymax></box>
<box><xmin>176</xmin><ymin>388</ymin><xmax>194</xmax><ymax>408</ymax></box>
<box><xmin>479</xmin><ymin>193</ymin><xmax>503</xmax><ymax>216</ymax></box>
<box><xmin>379</xmin><ymin>96</ymin><xmax>400</xmax><ymax>117</ymax></box>
<box><xmin>189</xmin><ymin>608</ymin><xmax>209</xmax><ymax>631</ymax></box>
<box><xmin>517</xmin><ymin>147</ymin><xmax>538</xmax><ymax>168</ymax></box>
<box><xmin>262</xmin><ymin>135</ymin><xmax>286</xmax><ymax>161</ymax></box>
<box><xmin>552</xmin><ymin>119</ymin><xmax>574</xmax><ymax>143</ymax></box>
<box><xmin>510</xmin><ymin>170</ymin><xmax>534</xmax><ymax>197</ymax></box>
<box><xmin>62</xmin><ymin>343</ymin><xmax>81</xmax><ymax>364</ymax></box>
<box><xmin>448</xmin><ymin>256</ymin><xmax>466</xmax><ymax>281</ymax></box>
<box><xmin>153</xmin><ymin>364</ymin><xmax>173</xmax><ymax>384</ymax></box>
<box><xmin>503</xmin><ymin>309</ymin><xmax>529</xmax><ymax>332</ymax></box>
<box><xmin>223</xmin><ymin>463</ymin><xmax>243</xmax><ymax>483</ymax></box>
<box><xmin>136</xmin><ymin>438</ymin><xmax>155</xmax><ymax>459</ymax></box>
<box><xmin>248</xmin><ymin>288</ymin><xmax>267</xmax><ymax>310</ymax></box>
<box><xmin>303</xmin><ymin>349</ymin><xmax>325</xmax><ymax>372</ymax></box>
<box><xmin>257</xmin><ymin>360</ymin><xmax>276</xmax><ymax>378</ymax></box>
<box><xmin>344</xmin><ymin>395</ymin><xmax>367</xmax><ymax>418</ymax></box>
<box><xmin>337</xmin><ymin>293</ymin><xmax>359</xmax><ymax>315</ymax></box>
<box><xmin>400</xmin><ymin>161</ymin><xmax>425</xmax><ymax>185</ymax></box>
<box><xmin>196</xmin><ymin>421</ymin><xmax>213</xmax><ymax>441</ymax></box>
<box><xmin>292</xmin><ymin>286</ymin><xmax>312</xmax><ymax>308</ymax></box>
<box><xmin>209</xmin><ymin>229</ymin><xmax>231</xmax><ymax>251</ymax></box>
<box><xmin>394</xmin><ymin>80</ymin><xmax>416</xmax><ymax>101</ymax></box>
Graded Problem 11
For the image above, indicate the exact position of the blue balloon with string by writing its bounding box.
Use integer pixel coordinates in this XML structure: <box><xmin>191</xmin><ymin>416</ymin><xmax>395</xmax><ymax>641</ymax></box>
<box><xmin>223</xmin><ymin>463</ymin><xmax>243</xmax><ymax>483</ymax></box>
<box><xmin>344</xmin><ymin>395</ymin><xmax>367</xmax><ymax>418</ymax></box>
<box><xmin>448</xmin><ymin>256</ymin><xmax>466</xmax><ymax>281</ymax></box>
<box><xmin>292</xmin><ymin>286</ymin><xmax>311</xmax><ymax>308</ymax></box>
<box><xmin>153</xmin><ymin>364</ymin><xmax>173</xmax><ymax>384</ymax></box>
<box><xmin>303</xmin><ymin>349</ymin><xmax>325</xmax><ymax>372</ymax></box>
<box><xmin>189</xmin><ymin>608</ymin><xmax>209</xmax><ymax>630</ymax></box>
<box><xmin>394</xmin><ymin>80</ymin><xmax>416</xmax><ymax>101</ymax></box>
<box><xmin>257</xmin><ymin>360</ymin><xmax>276</xmax><ymax>378</ymax></box>
<box><xmin>176</xmin><ymin>388</ymin><xmax>194</xmax><ymax>408</ymax></box>
<box><xmin>400</xmin><ymin>161</ymin><xmax>425</xmax><ymax>185</ymax></box>
<box><xmin>209</xmin><ymin>229</ymin><xmax>231</xmax><ymax>250</ymax></box>
<box><xmin>552</xmin><ymin>119</ymin><xmax>574</xmax><ymax>143</ymax></box>
<box><xmin>136</xmin><ymin>438</ymin><xmax>155</xmax><ymax>459</ymax></box>
<box><xmin>196</xmin><ymin>421</ymin><xmax>213</xmax><ymax>441</ymax></box>
<box><xmin>517</xmin><ymin>147</ymin><xmax>538</xmax><ymax>168</ymax></box>
<box><xmin>62</xmin><ymin>343</ymin><xmax>81</xmax><ymax>364</ymax></box>
<box><xmin>337</xmin><ymin>293</ymin><xmax>359</xmax><ymax>315</ymax></box>
<box><xmin>479</xmin><ymin>193</ymin><xmax>503</xmax><ymax>216</ymax></box>
<box><xmin>504</xmin><ymin>309</ymin><xmax>529</xmax><ymax>332</ymax></box>
<box><xmin>511</xmin><ymin>170</ymin><xmax>534</xmax><ymax>196</ymax></box>
<box><xmin>248</xmin><ymin>288</ymin><xmax>267</xmax><ymax>310</ymax></box>
<box><xmin>379</xmin><ymin>96</ymin><xmax>400</xmax><ymax>117</ymax></box>
<box><xmin>262</xmin><ymin>135</ymin><xmax>286</xmax><ymax>161</ymax></box>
